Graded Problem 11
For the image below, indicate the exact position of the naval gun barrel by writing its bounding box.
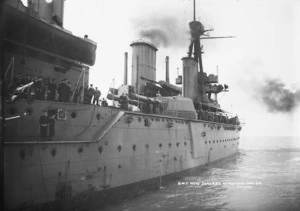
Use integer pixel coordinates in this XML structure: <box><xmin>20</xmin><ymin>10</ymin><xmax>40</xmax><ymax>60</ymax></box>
<box><xmin>15</xmin><ymin>81</ymin><xmax>34</xmax><ymax>92</ymax></box>
<box><xmin>158</xmin><ymin>80</ymin><xmax>181</xmax><ymax>93</ymax></box>
<box><xmin>107</xmin><ymin>93</ymin><xmax>146</xmax><ymax>106</ymax></box>
<box><xmin>129</xmin><ymin>93</ymin><xmax>157</xmax><ymax>103</ymax></box>
<box><xmin>140</xmin><ymin>76</ymin><xmax>181</xmax><ymax>93</ymax></box>
<box><xmin>107</xmin><ymin>93</ymin><xmax>158</xmax><ymax>104</ymax></box>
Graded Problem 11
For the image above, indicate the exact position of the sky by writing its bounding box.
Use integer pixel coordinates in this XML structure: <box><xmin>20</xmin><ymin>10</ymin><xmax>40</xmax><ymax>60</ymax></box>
<box><xmin>62</xmin><ymin>0</ymin><xmax>300</xmax><ymax>137</ymax></box>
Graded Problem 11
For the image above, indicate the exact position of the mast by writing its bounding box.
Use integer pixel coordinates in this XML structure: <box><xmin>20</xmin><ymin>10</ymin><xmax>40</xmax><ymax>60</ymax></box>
<box><xmin>188</xmin><ymin>0</ymin><xmax>205</xmax><ymax>99</ymax></box>
<box><xmin>186</xmin><ymin>0</ymin><xmax>234</xmax><ymax>103</ymax></box>
<box><xmin>193</xmin><ymin>0</ymin><xmax>196</xmax><ymax>21</ymax></box>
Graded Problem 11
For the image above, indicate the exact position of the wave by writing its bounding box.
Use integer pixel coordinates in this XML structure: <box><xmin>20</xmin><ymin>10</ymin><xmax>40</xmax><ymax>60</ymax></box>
<box><xmin>240</xmin><ymin>146</ymin><xmax>300</xmax><ymax>152</ymax></box>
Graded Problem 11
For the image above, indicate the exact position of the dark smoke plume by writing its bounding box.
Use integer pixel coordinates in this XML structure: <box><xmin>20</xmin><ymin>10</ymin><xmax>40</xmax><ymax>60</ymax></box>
<box><xmin>140</xmin><ymin>28</ymin><xmax>170</xmax><ymax>47</ymax></box>
<box><xmin>258</xmin><ymin>78</ymin><xmax>300</xmax><ymax>113</ymax></box>
<box><xmin>133</xmin><ymin>16</ymin><xmax>188</xmax><ymax>48</ymax></box>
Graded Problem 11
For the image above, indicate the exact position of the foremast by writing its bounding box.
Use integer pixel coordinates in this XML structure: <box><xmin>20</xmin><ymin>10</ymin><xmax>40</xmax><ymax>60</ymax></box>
<box><xmin>185</xmin><ymin>0</ymin><xmax>233</xmax><ymax>107</ymax></box>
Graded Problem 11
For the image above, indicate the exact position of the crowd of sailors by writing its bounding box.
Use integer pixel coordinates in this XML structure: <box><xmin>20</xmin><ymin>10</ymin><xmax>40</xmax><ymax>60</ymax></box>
<box><xmin>119</xmin><ymin>93</ymin><xmax>163</xmax><ymax>114</ymax></box>
<box><xmin>197</xmin><ymin>109</ymin><xmax>239</xmax><ymax>125</ymax></box>
<box><xmin>118</xmin><ymin>94</ymin><xmax>238</xmax><ymax>125</ymax></box>
<box><xmin>6</xmin><ymin>73</ymin><xmax>238</xmax><ymax>125</ymax></box>
<box><xmin>5</xmin><ymin>73</ymin><xmax>108</xmax><ymax>106</ymax></box>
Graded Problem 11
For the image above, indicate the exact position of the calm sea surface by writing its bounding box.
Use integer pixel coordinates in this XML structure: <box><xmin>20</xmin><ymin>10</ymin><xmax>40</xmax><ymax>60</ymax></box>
<box><xmin>98</xmin><ymin>136</ymin><xmax>300</xmax><ymax>211</ymax></box>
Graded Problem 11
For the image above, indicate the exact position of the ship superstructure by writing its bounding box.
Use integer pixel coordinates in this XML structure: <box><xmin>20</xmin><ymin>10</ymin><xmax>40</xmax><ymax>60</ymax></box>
<box><xmin>2</xmin><ymin>0</ymin><xmax>242</xmax><ymax>210</ymax></box>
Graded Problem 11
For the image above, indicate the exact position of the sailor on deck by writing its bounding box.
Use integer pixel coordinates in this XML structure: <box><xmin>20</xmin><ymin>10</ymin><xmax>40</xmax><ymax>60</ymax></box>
<box><xmin>88</xmin><ymin>84</ymin><xmax>95</xmax><ymax>104</ymax></box>
<box><xmin>101</xmin><ymin>98</ymin><xmax>108</xmax><ymax>107</ymax></box>
<box><xmin>48</xmin><ymin>79</ymin><xmax>57</xmax><ymax>101</ymax></box>
<box><xmin>48</xmin><ymin>115</ymin><xmax>56</xmax><ymax>140</ymax></box>
<box><xmin>39</xmin><ymin>110</ymin><xmax>49</xmax><ymax>140</ymax></box>
<box><xmin>119</xmin><ymin>93</ymin><xmax>129</xmax><ymax>110</ymax></box>
<box><xmin>93</xmin><ymin>87</ymin><xmax>101</xmax><ymax>106</ymax></box>
<box><xmin>145</xmin><ymin>98</ymin><xmax>151</xmax><ymax>114</ymax></box>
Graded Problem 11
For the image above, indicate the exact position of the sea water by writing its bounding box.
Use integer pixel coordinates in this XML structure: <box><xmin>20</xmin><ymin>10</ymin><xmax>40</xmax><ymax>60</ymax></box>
<box><xmin>99</xmin><ymin>136</ymin><xmax>300</xmax><ymax>211</ymax></box>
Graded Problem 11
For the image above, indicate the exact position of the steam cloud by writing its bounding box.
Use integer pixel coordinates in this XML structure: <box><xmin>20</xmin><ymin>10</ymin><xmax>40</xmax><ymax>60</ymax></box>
<box><xmin>258</xmin><ymin>78</ymin><xmax>300</xmax><ymax>113</ymax></box>
<box><xmin>134</xmin><ymin>16</ymin><xmax>189</xmax><ymax>48</ymax></box>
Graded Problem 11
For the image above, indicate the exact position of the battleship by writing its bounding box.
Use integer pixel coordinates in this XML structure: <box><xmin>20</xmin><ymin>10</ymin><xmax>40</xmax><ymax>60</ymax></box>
<box><xmin>2</xmin><ymin>0</ymin><xmax>243</xmax><ymax>210</ymax></box>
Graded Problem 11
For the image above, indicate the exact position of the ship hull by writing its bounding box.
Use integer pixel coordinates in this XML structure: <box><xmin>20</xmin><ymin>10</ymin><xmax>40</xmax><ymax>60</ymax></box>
<box><xmin>4</xmin><ymin>101</ymin><xmax>240</xmax><ymax>210</ymax></box>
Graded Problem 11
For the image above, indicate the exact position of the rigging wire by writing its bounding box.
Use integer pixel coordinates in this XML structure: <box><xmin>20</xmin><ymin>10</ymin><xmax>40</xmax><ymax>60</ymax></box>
<box><xmin>218</xmin><ymin>92</ymin><xmax>226</xmax><ymax>102</ymax></box>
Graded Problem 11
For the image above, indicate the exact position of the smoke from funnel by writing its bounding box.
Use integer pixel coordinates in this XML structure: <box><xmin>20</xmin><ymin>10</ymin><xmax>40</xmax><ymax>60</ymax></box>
<box><xmin>140</xmin><ymin>28</ymin><xmax>169</xmax><ymax>47</ymax></box>
<box><xmin>258</xmin><ymin>78</ymin><xmax>300</xmax><ymax>113</ymax></box>
<box><xmin>134</xmin><ymin>16</ymin><xmax>189</xmax><ymax>48</ymax></box>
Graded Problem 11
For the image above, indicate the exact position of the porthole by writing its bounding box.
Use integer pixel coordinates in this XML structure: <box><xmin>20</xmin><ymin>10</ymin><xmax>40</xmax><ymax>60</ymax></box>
<box><xmin>96</xmin><ymin>113</ymin><xmax>101</xmax><ymax>120</ymax></box>
<box><xmin>71</xmin><ymin>112</ymin><xmax>77</xmax><ymax>118</ymax></box>
<box><xmin>159</xmin><ymin>143</ymin><xmax>162</xmax><ymax>149</ymax></box>
<box><xmin>50</xmin><ymin>148</ymin><xmax>56</xmax><ymax>157</ymax></box>
<box><xmin>78</xmin><ymin>147</ymin><xmax>83</xmax><ymax>154</ymax></box>
<box><xmin>25</xmin><ymin>108</ymin><xmax>32</xmax><ymax>116</ymax></box>
<box><xmin>184</xmin><ymin>142</ymin><xmax>187</xmax><ymax>146</ymax></box>
<box><xmin>205</xmin><ymin>141</ymin><xmax>207</xmax><ymax>144</ymax></box>
<box><xmin>209</xmin><ymin>141</ymin><xmax>211</xmax><ymax>144</ymax></box>
<box><xmin>145</xmin><ymin>144</ymin><xmax>149</xmax><ymax>150</ymax></box>
<box><xmin>176</xmin><ymin>142</ymin><xmax>180</xmax><ymax>147</ymax></box>
<box><xmin>117</xmin><ymin>145</ymin><xmax>122</xmax><ymax>152</ymax></box>
<box><xmin>132</xmin><ymin>144</ymin><xmax>136</xmax><ymax>151</ymax></box>
<box><xmin>169</xmin><ymin>143</ymin><xmax>172</xmax><ymax>148</ymax></box>
<box><xmin>98</xmin><ymin>146</ymin><xmax>103</xmax><ymax>154</ymax></box>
